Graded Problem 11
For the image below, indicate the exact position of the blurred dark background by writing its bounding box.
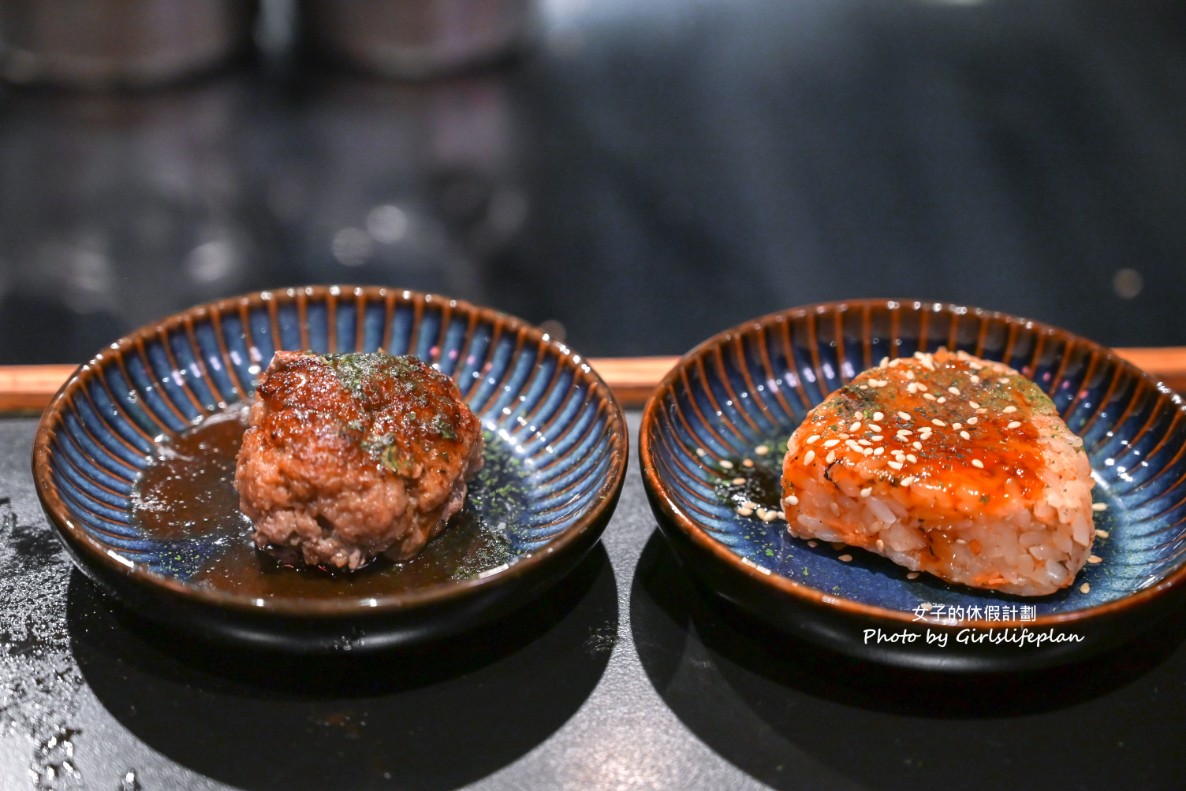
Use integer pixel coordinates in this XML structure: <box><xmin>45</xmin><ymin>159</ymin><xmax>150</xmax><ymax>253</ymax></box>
<box><xmin>1</xmin><ymin>0</ymin><xmax>1184</xmax><ymax>365</ymax></box>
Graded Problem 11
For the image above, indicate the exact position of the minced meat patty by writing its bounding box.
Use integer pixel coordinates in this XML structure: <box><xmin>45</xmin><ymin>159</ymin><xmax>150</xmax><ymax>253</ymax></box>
<box><xmin>235</xmin><ymin>350</ymin><xmax>484</xmax><ymax>570</ymax></box>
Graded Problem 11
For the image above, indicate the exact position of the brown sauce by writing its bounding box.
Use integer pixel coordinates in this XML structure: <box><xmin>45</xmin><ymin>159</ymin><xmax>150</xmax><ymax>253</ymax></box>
<box><xmin>131</xmin><ymin>405</ymin><xmax>517</xmax><ymax>600</ymax></box>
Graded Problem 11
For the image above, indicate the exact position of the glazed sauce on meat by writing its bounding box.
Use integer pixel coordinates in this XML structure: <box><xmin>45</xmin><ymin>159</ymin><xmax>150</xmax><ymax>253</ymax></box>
<box><xmin>131</xmin><ymin>406</ymin><xmax>518</xmax><ymax>599</ymax></box>
<box><xmin>783</xmin><ymin>351</ymin><xmax>1058</xmax><ymax>517</ymax></box>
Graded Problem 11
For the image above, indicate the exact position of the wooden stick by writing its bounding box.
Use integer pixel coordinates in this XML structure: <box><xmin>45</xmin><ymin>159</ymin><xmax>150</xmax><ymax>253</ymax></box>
<box><xmin>2</xmin><ymin>349</ymin><xmax>1185</xmax><ymax>413</ymax></box>
<box><xmin>0</xmin><ymin>364</ymin><xmax>77</xmax><ymax>414</ymax></box>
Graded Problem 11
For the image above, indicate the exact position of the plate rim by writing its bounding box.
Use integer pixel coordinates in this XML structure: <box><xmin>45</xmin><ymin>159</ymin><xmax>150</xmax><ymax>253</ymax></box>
<box><xmin>32</xmin><ymin>284</ymin><xmax>630</xmax><ymax>621</ymax></box>
<box><xmin>639</xmin><ymin>297</ymin><xmax>1186</xmax><ymax>634</ymax></box>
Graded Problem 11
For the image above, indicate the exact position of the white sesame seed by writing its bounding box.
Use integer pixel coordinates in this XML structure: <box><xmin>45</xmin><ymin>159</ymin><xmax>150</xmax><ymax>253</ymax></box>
<box><xmin>977</xmin><ymin>407</ymin><xmax>988</xmax><ymax>414</ymax></box>
<box><xmin>960</xmin><ymin>431</ymin><xmax>971</xmax><ymax>440</ymax></box>
<box><xmin>1003</xmin><ymin>405</ymin><xmax>1018</xmax><ymax>414</ymax></box>
<box><xmin>1092</xmin><ymin>502</ymin><xmax>1108</xmax><ymax>512</ymax></box>
<box><xmin>967</xmin><ymin>416</ymin><xmax>979</xmax><ymax>425</ymax></box>
<box><xmin>906</xmin><ymin>454</ymin><xmax>917</xmax><ymax>463</ymax></box>
<box><xmin>1007</xmin><ymin>421</ymin><xmax>1021</xmax><ymax>430</ymax></box>
<box><xmin>1080</xmin><ymin>582</ymin><xmax>1091</xmax><ymax>594</ymax></box>
<box><xmin>912</xmin><ymin>441</ymin><xmax>922</xmax><ymax>450</ymax></box>
<box><xmin>863</xmin><ymin>447</ymin><xmax>874</xmax><ymax>456</ymax></box>
<box><xmin>969</xmin><ymin>401</ymin><xmax>980</xmax><ymax>410</ymax></box>
<box><xmin>696</xmin><ymin>448</ymin><xmax>707</xmax><ymax>457</ymax></box>
<box><xmin>732</xmin><ymin>477</ymin><xmax>745</xmax><ymax>485</ymax></box>
<box><xmin>825</xmin><ymin>450</ymin><xmax>836</xmax><ymax>464</ymax></box>
<box><xmin>999</xmin><ymin>377</ymin><xmax>1011</xmax><ymax>384</ymax></box>
<box><xmin>897</xmin><ymin>428</ymin><xmax>913</xmax><ymax>436</ymax></box>
<box><xmin>874</xmin><ymin>447</ymin><xmax>885</xmax><ymax>456</ymax></box>
<box><xmin>737</xmin><ymin>506</ymin><xmax>753</xmax><ymax>517</ymax></box>
<box><xmin>937</xmin><ymin>396</ymin><xmax>947</xmax><ymax>404</ymax></box>
<box><xmin>858</xmin><ymin>439</ymin><xmax>872</xmax><ymax>447</ymax></box>
<box><xmin>806</xmin><ymin>434</ymin><xmax>821</xmax><ymax>444</ymax></box>
<box><xmin>873</xmin><ymin>411</ymin><xmax>885</xmax><ymax>422</ymax></box>
<box><xmin>846</xmin><ymin>439</ymin><xmax>863</xmax><ymax>453</ymax></box>
<box><xmin>970</xmin><ymin>375</ymin><xmax>981</xmax><ymax>383</ymax></box>
<box><xmin>720</xmin><ymin>460</ymin><xmax>734</xmax><ymax>470</ymax></box>
<box><xmin>907</xmin><ymin>383</ymin><xmax>919</xmax><ymax>394</ymax></box>
<box><xmin>808</xmin><ymin>540</ymin><xmax>818</xmax><ymax>548</ymax></box>
<box><xmin>915</xmin><ymin>383</ymin><xmax>928</xmax><ymax>392</ymax></box>
<box><xmin>760</xmin><ymin>509</ymin><xmax>778</xmax><ymax>523</ymax></box>
<box><xmin>900</xmin><ymin>476</ymin><xmax>915</xmax><ymax>486</ymax></box>
<box><xmin>905</xmin><ymin>370</ymin><xmax>916</xmax><ymax>380</ymax></box>
<box><xmin>742</xmin><ymin>458</ymin><xmax>755</xmax><ymax>468</ymax></box>
<box><xmin>839</xmin><ymin>554</ymin><xmax>854</xmax><ymax>563</ymax></box>
<box><xmin>871</xmin><ymin>434</ymin><xmax>884</xmax><ymax>442</ymax></box>
<box><xmin>876</xmin><ymin>539</ymin><xmax>885</xmax><ymax>552</ymax></box>
<box><xmin>784</xmin><ymin>494</ymin><xmax>799</xmax><ymax>507</ymax></box>
<box><xmin>887</xmin><ymin>460</ymin><xmax>903</xmax><ymax>471</ymax></box>
<box><xmin>906</xmin><ymin>571</ymin><xmax>920</xmax><ymax>580</ymax></box>
<box><xmin>1095</xmin><ymin>529</ymin><xmax>1109</xmax><ymax>539</ymax></box>
<box><xmin>879</xmin><ymin>357</ymin><xmax>890</xmax><ymax>367</ymax></box>
<box><xmin>850</xmin><ymin>421</ymin><xmax>862</xmax><ymax>432</ymax></box>
<box><xmin>860</xmin><ymin>487</ymin><xmax>873</xmax><ymax>497</ymax></box>
<box><xmin>948</xmin><ymin>386</ymin><xmax>960</xmax><ymax>396</ymax></box>
<box><xmin>971</xmin><ymin>459</ymin><xmax>984</xmax><ymax>469</ymax></box>
<box><xmin>932</xmin><ymin>419</ymin><xmax>946</xmax><ymax>427</ymax></box>
<box><xmin>898</xmin><ymin>411</ymin><xmax>911</xmax><ymax>421</ymax></box>
<box><xmin>755</xmin><ymin>444</ymin><xmax>770</xmax><ymax>456</ymax></box>
<box><xmin>803</xmin><ymin>449</ymin><xmax>816</xmax><ymax>465</ymax></box>
<box><xmin>1088</xmin><ymin>555</ymin><xmax>1103</xmax><ymax>564</ymax></box>
<box><xmin>868</xmin><ymin>423</ymin><xmax>883</xmax><ymax>433</ymax></box>
<box><xmin>823</xmin><ymin>438</ymin><xmax>841</xmax><ymax>448</ymax></box>
<box><xmin>923</xmin><ymin>393</ymin><xmax>937</xmax><ymax>401</ymax></box>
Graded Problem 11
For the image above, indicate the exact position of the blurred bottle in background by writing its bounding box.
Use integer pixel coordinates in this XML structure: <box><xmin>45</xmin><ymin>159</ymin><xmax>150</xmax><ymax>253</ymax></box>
<box><xmin>298</xmin><ymin>0</ymin><xmax>536</xmax><ymax>80</ymax></box>
<box><xmin>0</xmin><ymin>0</ymin><xmax>258</xmax><ymax>88</ymax></box>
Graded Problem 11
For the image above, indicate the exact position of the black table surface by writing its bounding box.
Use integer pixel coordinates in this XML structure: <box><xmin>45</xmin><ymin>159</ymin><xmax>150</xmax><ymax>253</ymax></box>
<box><xmin>5</xmin><ymin>412</ymin><xmax>1186</xmax><ymax>791</ymax></box>
<box><xmin>4</xmin><ymin>1</ymin><xmax>1186</xmax><ymax>789</ymax></box>
<box><xmin>6</xmin><ymin>415</ymin><xmax>1186</xmax><ymax>791</ymax></box>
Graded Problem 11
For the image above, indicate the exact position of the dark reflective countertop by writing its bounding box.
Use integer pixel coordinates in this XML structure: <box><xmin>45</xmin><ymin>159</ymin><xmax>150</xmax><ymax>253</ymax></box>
<box><xmin>3</xmin><ymin>1</ymin><xmax>1186</xmax><ymax>789</ymax></box>
<box><xmin>2</xmin><ymin>0</ymin><xmax>1186</xmax><ymax>365</ymax></box>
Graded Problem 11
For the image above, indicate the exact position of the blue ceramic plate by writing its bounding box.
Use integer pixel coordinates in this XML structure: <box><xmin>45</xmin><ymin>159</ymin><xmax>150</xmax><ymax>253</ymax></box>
<box><xmin>640</xmin><ymin>300</ymin><xmax>1186</xmax><ymax>671</ymax></box>
<box><xmin>33</xmin><ymin>286</ymin><xmax>628</xmax><ymax>652</ymax></box>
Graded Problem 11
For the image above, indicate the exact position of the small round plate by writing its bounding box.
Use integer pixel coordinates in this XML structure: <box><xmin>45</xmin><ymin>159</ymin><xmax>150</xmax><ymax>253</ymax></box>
<box><xmin>33</xmin><ymin>286</ymin><xmax>628</xmax><ymax>652</ymax></box>
<box><xmin>640</xmin><ymin>299</ymin><xmax>1186</xmax><ymax>672</ymax></box>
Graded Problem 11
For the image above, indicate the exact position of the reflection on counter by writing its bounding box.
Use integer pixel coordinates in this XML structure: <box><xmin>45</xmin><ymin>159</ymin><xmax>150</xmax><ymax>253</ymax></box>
<box><xmin>1</xmin><ymin>0</ymin><xmax>1185</xmax><ymax>364</ymax></box>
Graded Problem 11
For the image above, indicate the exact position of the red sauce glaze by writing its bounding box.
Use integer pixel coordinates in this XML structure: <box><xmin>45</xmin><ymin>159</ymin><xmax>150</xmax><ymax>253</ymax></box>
<box><xmin>783</xmin><ymin>350</ymin><xmax>1064</xmax><ymax>518</ymax></box>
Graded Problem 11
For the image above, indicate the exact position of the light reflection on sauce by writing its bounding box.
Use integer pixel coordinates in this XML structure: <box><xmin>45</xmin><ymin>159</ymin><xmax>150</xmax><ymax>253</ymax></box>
<box><xmin>130</xmin><ymin>406</ymin><xmax>518</xmax><ymax>601</ymax></box>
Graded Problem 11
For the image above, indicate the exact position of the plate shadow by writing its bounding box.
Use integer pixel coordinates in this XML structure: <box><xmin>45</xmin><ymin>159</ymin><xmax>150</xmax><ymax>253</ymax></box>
<box><xmin>631</xmin><ymin>529</ymin><xmax>1186</xmax><ymax>790</ymax></box>
<box><xmin>70</xmin><ymin>544</ymin><xmax>618</xmax><ymax>790</ymax></box>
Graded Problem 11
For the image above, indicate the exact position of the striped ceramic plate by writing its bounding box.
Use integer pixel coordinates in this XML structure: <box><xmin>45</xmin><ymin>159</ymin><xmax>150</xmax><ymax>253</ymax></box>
<box><xmin>640</xmin><ymin>299</ymin><xmax>1186</xmax><ymax>671</ymax></box>
<box><xmin>34</xmin><ymin>286</ymin><xmax>628</xmax><ymax>651</ymax></box>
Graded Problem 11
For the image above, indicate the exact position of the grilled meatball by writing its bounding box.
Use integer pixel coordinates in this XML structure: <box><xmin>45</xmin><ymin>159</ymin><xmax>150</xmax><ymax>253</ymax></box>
<box><xmin>235</xmin><ymin>350</ymin><xmax>484</xmax><ymax>570</ymax></box>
